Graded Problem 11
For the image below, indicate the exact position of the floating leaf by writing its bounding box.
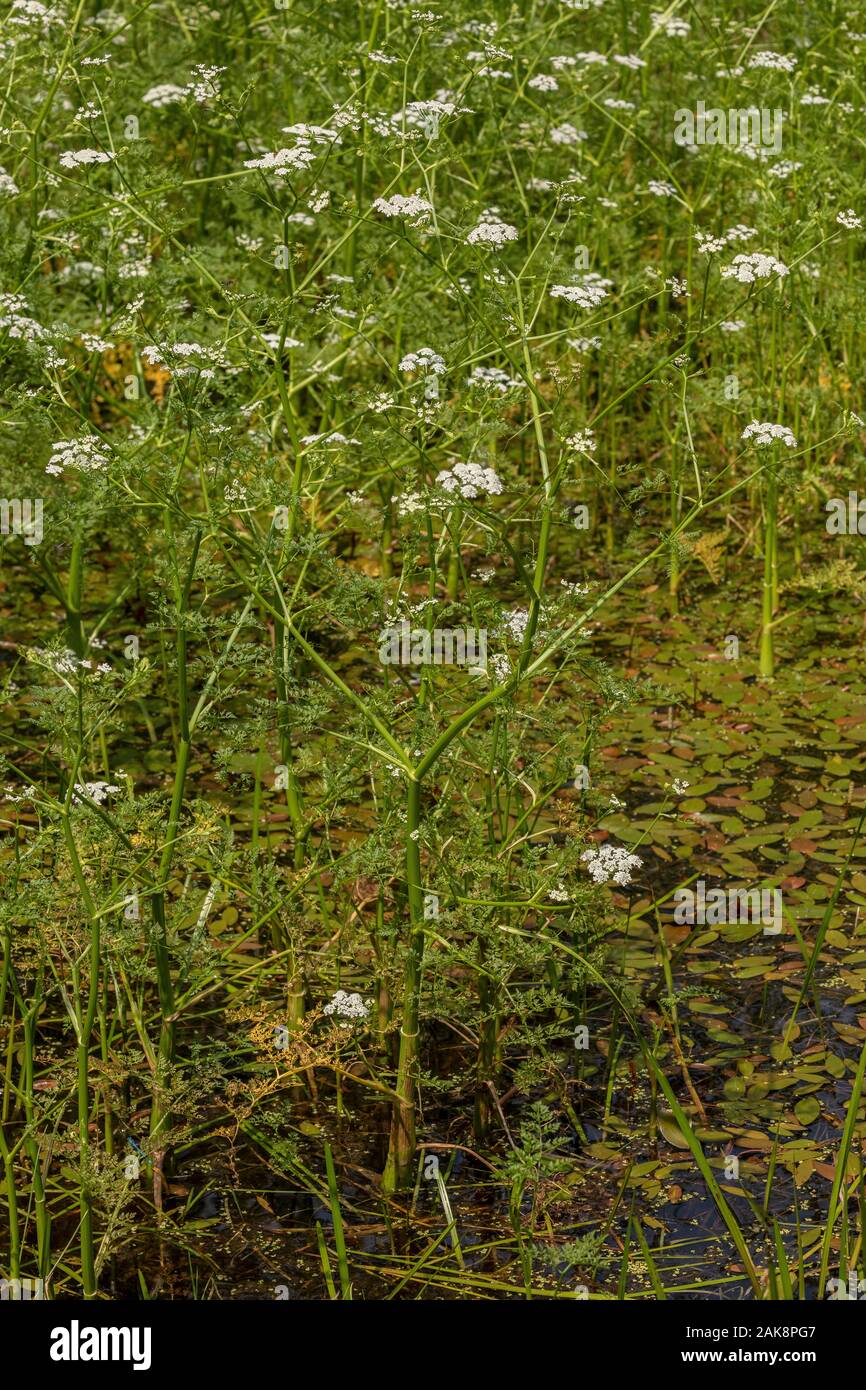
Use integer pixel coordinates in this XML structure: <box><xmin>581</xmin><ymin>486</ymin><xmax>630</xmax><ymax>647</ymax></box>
<box><xmin>657</xmin><ymin>1112</ymin><xmax>691</xmax><ymax>1149</ymax></box>
<box><xmin>794</xmin><ymin>1097</ymin><xmax>821</xmax><ymax>1127</ymax></box>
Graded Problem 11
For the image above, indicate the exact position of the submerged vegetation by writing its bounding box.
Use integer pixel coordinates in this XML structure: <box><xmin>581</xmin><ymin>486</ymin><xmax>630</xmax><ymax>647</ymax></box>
<box><xmin>1</xmin><ymin>0</ymin><xmax>866</xmax><ymax>1301</ymax></box>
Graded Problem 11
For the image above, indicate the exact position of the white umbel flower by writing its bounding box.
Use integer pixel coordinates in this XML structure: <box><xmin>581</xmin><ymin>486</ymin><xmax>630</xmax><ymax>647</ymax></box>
<box><xmin>566</xmin><ymin>430</ymin><xmax>595</xmax><ymax>452</ymax></box>
<box><xmin>528</xmin><ymin>73</ymin><xmax>558</xmax><ymax>92</ymax></box>
<box><xmin>435</xmin><ymin>462</ymin><xmax>503</xmax><ymax>499</ymax></box>
<box><xmin>0</xmin><ymin>293</ymin><xmax>47</xmax><ymax>342</ymax></box>
<box><xmin>142</xmin><ymin>83</ymin><xmax>186</xmax><ymax>108</ymax></box>
<box><xmin>372</xmin><ymin>191</ymin><xmax>433</xmax><ymax>221</ymax></box>
<box><xmin>399</xmin><ymin>348</ymin><xmax>446</xmax><ymax>374</ymax></box>
<box><xmin>243</xmin><ymin>146</ymin><xmax>316</xmax><ymax>173</ymax></box>
<box><xmin>550</xmin><ymin>274</ymin><xmax>611</xmax><ymax>309</ymax></box>
<box><xmin>581</xmin><ymin>842</ymin><xmax>642</xmax><ymax>886</ymax></box>
<box><xmin>46</xmin><ymin>436</ymin><xmax>110</xmax><ymax>475</ymax></box>
<box><xmin>741</xmin><ymin>420</ymin><xmax>797</xmax><ymax>447</ymax></box>
<box><xmin>467</xmin><ymin>365</ymin><xmax>520</xmax><ymax>392</ymax></box>
<box><xmin>747</xmin><ymin>50</ymin><xmax>797</xmax><ymax>72</ymax></box>
<box><xmin>466</xmin><ymin>209</ymin><xmax>518</xmax><ymax>247</ymax></box>
<box><xmin>323</xmin><ymin>990</ymin><xmax>369</xmax><ymax>1022</ymax></box>
<box><xmin>651</xmin><ymin>11</ymin><xmax>689</xmax><ymax>36</ymax></box>
<box><xmin>550</xmin><ymin>123</ymin><xmax>587</xmax><ymax>145</ymax></box>
<box><xmin>720</xmin><ymin>251</ymin><xmax>788</xmax><ymax>284</ymax></box>
<box><xmin>502</xmin><ymin>608</ymin><xmax>530</xmax><ymax>641</ymax></box>
<box><xmin>72</xmin><ymin>781</ymin><xmax>120</xmax><ymax>806</ymax></box>
<box><xmin>59</xmin><ymin>149</ymin><xmax>116</xmax><ymax>169</ymax></box>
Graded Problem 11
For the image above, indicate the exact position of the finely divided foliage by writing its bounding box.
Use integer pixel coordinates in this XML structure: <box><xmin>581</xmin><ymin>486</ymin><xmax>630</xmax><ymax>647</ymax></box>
<box><xmin>0</xmin><ymin>0</ymin><xmax>865</xmax><ymax>1304</ymax></box>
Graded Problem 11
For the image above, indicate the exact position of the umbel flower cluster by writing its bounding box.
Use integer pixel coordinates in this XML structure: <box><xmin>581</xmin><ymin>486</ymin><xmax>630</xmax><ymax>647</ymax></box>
<box><xmin>435</xmin><ymin>462</ymin><xmax>504</xmax><ymax>499</ymax></box>
<box><xmin>741</xmin><ymin>421</ymin><xmax>798</xmax><ymax>448</ymax></box>
<box><xmin>581</xmin><ymin>843</ymin><xmax>643</xmax><ymax>887</ymax></box>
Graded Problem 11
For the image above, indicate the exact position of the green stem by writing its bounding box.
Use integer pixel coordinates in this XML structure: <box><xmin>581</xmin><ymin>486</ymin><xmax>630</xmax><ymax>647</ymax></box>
<box><xmin>759</xmin><ymin>470</ymin><xmax>777</xmax><ymax>678</ymax></box>
<box><xmin>382</xmin><ymin>776</ymin><xmax>425</xmax><ymax>1192</ymax></box>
